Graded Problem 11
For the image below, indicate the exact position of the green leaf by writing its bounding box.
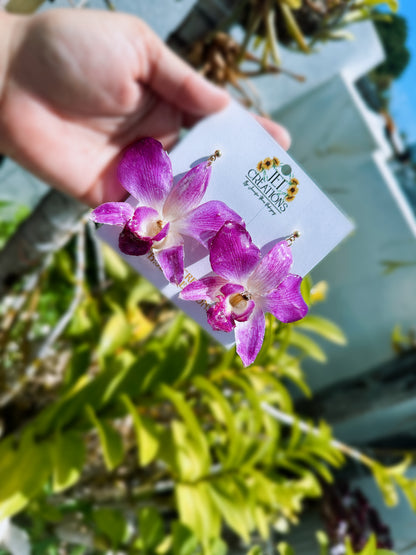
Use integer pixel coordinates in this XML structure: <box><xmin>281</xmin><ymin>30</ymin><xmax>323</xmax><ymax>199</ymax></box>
<box><xmin>289</xmin><ymin>331</ymin><xmax>327</xmax><ymax>363</ymax></box>
<box><xmin>97</xmin><ymin>308</ymin><xmax>131</xmax><ymax>358</ymax></box>
<box><xmin>209</xmin><ymin>538</ymin><xmax>228</xmax><ymax>555</ymax></box>
<box><xmin>277</xmin><ymin>543</ymin><xmax>295</xmax><ymax>555</ymax></box>
<box><xmin>172</xmin><ymin>522</ymin><xmax>199</xmax><ymax>555</ymax></box>
<box><xmin>160</xmin><ymin>421</ymin><xmax>209</xmax><ymax>481</ymax></box>
<box><xmin>6</xmin><ymin>0</ymin><xmax>47</xmax><ymax>13</ymax></box>
<box><xmin>300</xmin><ymin>275</ymin><xmax>312</xmax><ymax>306</ymax></box>
<box><xmin>208</xmin><ymin>477</ymin><xmax>253</xmax><ymax>542</ymax></box>
<box><xmin>101</xmin><ymin>243</ymin><xmax>130</xmax><ymax>281</ymax></box>
<box><xmin>296</xmin><ymin>315</ymin><xmax>346</xmax><ymax>345</ymax></box>
<box><xmin>247</xmin><ymin>548</ymin><xmax>263</xmax><ymax>555</ymax></box>
<box><xmin>0</xmin><ymin>437</ymin><xmax>51</xmax><ymax>519</ymax></box>
<box><xmin>93</xmin><ymin>507</ymin><xmax>128</xmax><ymax>548</ymax></box>
<box><xmin>159</xmin><ymin>384</ymin><xmax>209</xmax><ymax>462</ymax></box>
<box><xmin>51</xmin><ymin>431</ymin><xmax>85</xmax><ymax>492</ymax></box>
<box><xmin>86</xmin><ymin>406</ymin><xmax>123</xmax><ymax>471</ymax></box>
<box><xmin>316</xmin><ymin>530</ymin><xmax>329</xmax><ymax>555</ymax></box>
<box><xmin>137</xmin><ymin>507</ymin><xmax>164</xmax><ymax>552</ymax></box>
<box><xmin>175</xmin><ymin>482</ymin><xmax>220</xmax><ymax>544</ymax></box>
<box><xmin>120</xmin><ymin>395</ymin><xmax>160</xmax><ymax>466</ymax></box>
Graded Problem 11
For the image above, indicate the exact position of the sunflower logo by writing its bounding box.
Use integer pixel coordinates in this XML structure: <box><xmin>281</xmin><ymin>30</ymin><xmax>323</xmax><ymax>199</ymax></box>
<box><xmin>286</xmin><ymin>177</ymin><xmax>299</xmax><ymax>202</ymax></box>
<box><xmin>256</xmin><ymin>156</ymin><xmax>281</xmax><ymax>172</ymax></box>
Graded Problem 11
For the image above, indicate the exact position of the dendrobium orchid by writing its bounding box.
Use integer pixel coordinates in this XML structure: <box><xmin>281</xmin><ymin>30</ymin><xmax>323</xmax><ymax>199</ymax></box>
<box><xmin>90</xmin><ymin>138</ymin><xmax>242</xmax><ymax>285</ymax></box>
<box><xmin>180</xmin><ymin>222</ymin><xmax>308</xmax><ymax>366</ymax></box>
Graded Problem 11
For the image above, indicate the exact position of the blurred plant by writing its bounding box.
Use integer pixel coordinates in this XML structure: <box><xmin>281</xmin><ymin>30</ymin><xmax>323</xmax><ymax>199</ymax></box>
<box><xmin>321</xmin><ymin>483</ymin><xmax>393</xmax><ymax>551</ymax></box>
<box><xmin>174</xmin><ymin>0</ymin><xmax>399</xmax><ymax>109</ymax></box>
<box><xmin>373</xmin><ymin>12</ymin><xmax>410</xmax><ymax>80</ymax></box>
<box><xmin>278</xmin><ymin>532</ymin><xmax>396</xmax><ymax>555</ymax></box>
<box><xmin>0</xmin><ymin>209</ymin><xmax>415</xmax><ymax>552</ymax></box>
<box><xmin>391</xmin><ymin>324</ymin><xmax>416</xmax><ymax>356</ymax></box>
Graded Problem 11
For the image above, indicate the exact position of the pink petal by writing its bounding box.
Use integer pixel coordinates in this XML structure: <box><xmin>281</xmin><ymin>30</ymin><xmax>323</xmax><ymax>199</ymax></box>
<box><xmin>180</xmin><ymin>276</ymin><xmax>228</xmax><ymax>302</ymax></box>
<box><xmin>264</xmin><ymin>275</ymin><xmax>308</xmax><ymax>323</ymax></box>
<box><xmin>207</xmin><ymin>297</ymin><xmax>235</xmax><ymax>333</ymax></box>
<box><xmin>209</xmin><ymin>222</ymin><xmax>261</xmax><ymax>282</ymax></box>
<box><xmin>155</xmin><ymin>244</ymin><xmax>184</xmax><ymax>285</ymax></box>
<box><xmin>179</xmin><ymin>201</ymin><xmax>244</xmax><ymax>247</ymax></box>
<box><xmin>117</xmin><ymin>138</ymin><xmax>172</xmax><ymax>209</ymax></box>
<box><xmin>118</xmin><ymin>227</ymin><xmax>153</xmax><ymax>256</ymax></box>
<box><xmin>163</xmin><ymin>162</ymin><xmax>211</xmax><ymax>218</ymax></box>
<box><xmin>220</xmin><ymin>283</ymin><xmax>244</xmax><ymax>297</ymax></box>
<box><xmin>153</xmin><ymin>222</ymin><xmax>170</xmax><ymax>242</ymax></box>
<box><xmin>233</xmin><ymin>299</ymin><xmax>255</xmax><ymax>323</ymax></box>
<box><xmin>90</xmin><ymin>202</ymin><xmax>133</xmax><ymax>226</ymax></box>
<box><xmin>128</xmin><ymin>206</ymin><xmax>159</xmax><ymax>236</ymax></box>
<box><xmin>235</xmin><ymin>308</ymin><xmax>266</xmax><ymax>367</ymax></box>
<box><xmin>247</xmin><ymin>240</ymin><xmax>293</xmax><ymax>295</ymax></box>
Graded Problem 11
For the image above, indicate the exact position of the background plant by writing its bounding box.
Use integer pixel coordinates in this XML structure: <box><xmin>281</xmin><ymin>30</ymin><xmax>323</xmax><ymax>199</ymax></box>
<box><xmin>0</xmin><ymin>200</ymin><xmax>414</xmax><ymax>553</ymax></box>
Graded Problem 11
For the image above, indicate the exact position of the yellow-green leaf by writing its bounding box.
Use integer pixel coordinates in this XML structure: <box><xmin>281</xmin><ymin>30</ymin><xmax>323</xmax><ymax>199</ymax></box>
<box><xmin>296</xmin><ymin>315</ymin><xmax>346</xmax><ymax>345</ymax></box>
<box><xmin>86</xmin><ymin>406</ymin><xmax>123</xmax><ymax>471</ymax></box>
<box><xmin>98</xmin><ymin>309</ymin><xmax>131</xmax><ymax>358</ymax></box>
<box><xmin>52</xmin><ymin>431</ymin><xmax>85</xmax><ymax>493</ymax></box>
<box><xmin>120</xmin><ymin>395</ymin><xmax>160</xmax><ymax>466</ymax></box>
<box><xmin>6</xmin><ymin>0</ymin><xmax>46</xmax><ymax>13</ymax></box>
<box><xmin>289</xmin><ymin>331</ymin><xmax>327</xmax><ymax>362</ymax></box>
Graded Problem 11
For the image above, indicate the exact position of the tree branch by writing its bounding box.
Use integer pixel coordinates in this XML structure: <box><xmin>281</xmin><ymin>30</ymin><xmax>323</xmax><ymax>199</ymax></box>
<box><xmin>0</xmin><ymin>189</ymin><xmax>88</xmax><ymax>298</ymax></box>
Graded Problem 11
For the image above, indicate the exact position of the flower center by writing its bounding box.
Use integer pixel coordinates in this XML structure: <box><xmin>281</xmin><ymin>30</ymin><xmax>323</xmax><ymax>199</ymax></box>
<box><xmin>147</xmin><ymin>218</ymin><xmax>166</xmax><ymax>238</ymax></box>
<box><xmin>229</xmin><ymin>291</ymin><xmax>252</xmax><ymax>308</ymax></box>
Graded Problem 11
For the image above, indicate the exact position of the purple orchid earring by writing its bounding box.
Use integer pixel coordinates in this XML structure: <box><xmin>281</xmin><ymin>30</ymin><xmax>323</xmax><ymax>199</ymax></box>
<box><xmin>90</xmin><ymin>138</ymin><xmax>242</xmax><ymax>285</ymax></box>
<box><xmin>180</xmin><ymin>222</ymin><xmax>308</xmax><ymax>367</ymax></box>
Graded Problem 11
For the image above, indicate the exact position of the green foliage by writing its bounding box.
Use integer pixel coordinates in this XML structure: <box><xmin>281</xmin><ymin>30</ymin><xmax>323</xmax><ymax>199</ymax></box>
<box><xmin>0</xmin><ymin>200</ymin><xmax>30</xmax><ymax>248</ymax></box>
<box><xmin>374</xmin><ymin>13</ymin><xmax>411</xmax><ymax>79</ymax></box>
<box><xmin>278</xmin><ymin>533</ymin><xmax>397</xmax><ymax>555</ymax></box>
<box><xmin>0</xmin><ymin>243</ymin><xmax>411</xmax><ymax>553</ymax></box>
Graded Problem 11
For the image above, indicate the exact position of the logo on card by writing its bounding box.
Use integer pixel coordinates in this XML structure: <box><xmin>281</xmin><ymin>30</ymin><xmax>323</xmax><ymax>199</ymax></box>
<box><xmin>243</xmin><ymin>157</ymin><xmax>299</xmax><ymax>215</ymax></box>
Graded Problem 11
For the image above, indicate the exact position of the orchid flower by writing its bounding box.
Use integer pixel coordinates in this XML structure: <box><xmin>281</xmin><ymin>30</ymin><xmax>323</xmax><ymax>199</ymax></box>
<box><xmin>180</xmin><ymin>222</ymin><xmax>308</xmax><ymax>366</ymax></box>
<box><xmin>90</xmin><ymin>138</ymin><xmax>242</xmax><ymax>285</ymax></box>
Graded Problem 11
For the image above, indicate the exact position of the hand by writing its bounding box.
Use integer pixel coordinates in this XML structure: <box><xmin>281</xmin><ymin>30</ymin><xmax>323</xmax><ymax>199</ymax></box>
<box><xmin>0</xmin><ymin>9</ymin><xmax>291</xmax><ymax>206</ymax></box>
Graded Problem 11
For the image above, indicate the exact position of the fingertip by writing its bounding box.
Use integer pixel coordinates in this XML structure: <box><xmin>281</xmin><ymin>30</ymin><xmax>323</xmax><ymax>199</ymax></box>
<box><xmin>255</xmin><ymin>116</ymin><xmax>291</xmax><ymax>151</ymax></box>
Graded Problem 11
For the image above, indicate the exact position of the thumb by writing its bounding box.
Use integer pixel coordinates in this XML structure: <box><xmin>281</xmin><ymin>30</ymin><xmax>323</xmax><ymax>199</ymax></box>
<box><xmin>142</xmin><ymin>25</ymin><xmax>230</xmax><ymax>117</ymax></box>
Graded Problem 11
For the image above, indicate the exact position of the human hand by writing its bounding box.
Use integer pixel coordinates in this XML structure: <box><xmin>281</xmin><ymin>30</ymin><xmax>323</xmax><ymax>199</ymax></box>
<box><xmin>0</xmin><ymin>9</ymin><xmax>291</xmax><ymax>206</ymax></box>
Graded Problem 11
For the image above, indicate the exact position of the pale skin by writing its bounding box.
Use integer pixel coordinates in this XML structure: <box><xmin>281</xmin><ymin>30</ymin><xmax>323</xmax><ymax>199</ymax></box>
<box><xmin>0</xmin><ymin>9</ymin><xmax>291</xmax><ymax>207</ymax></box>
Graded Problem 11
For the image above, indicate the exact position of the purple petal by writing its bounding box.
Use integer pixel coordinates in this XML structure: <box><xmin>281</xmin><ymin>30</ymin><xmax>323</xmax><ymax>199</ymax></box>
<box><xmin>209</xmin><ymin>222</ymin><xmax>261</xmax><ymax>282</ymax></box>
<box><xmin>247</xmin><ymin>240</ymin><xmax>293</xmax><ymax>295</ymax></box>
<box><xmin>207</xmin><ymin>297</ymin><xmax>235</xmax><ymax>333</ymax></box>
<box><xmin>232</xmin><ymin>299</ymin><xmax>255</xmax><ymax>323</ymax></box>
<box><xmin>264</xmin><ymin>275</ymin><xmax>308</xmax><ymax>323</ymax></box>
<box><xmin>180</xmin><ymin>201</ymin><xmax>244</xmax><ymax>247</ymax></box>
<box><xmin>220</xmin><ymin>283</ymin><xmax>244</xmax><ymax>297</ymax></box>
<box><xmin>163</xmin><ymin>162</ymin><xmax>211</xmax><ymax>218</ymax></box>
<box><xmin>90</xmin><ymin>202</ymin><xmax>133</xmax><ymax>226</ymax></box>
<box><xmin>155</xmin><ymin>244</ymin><xmax>184</xmax><ymax>285</ymax></box>
<box><xmin>117</xmin><ymin>138</ymin><xmax>172</xmax><ymax>208</ymax></box>
<box><xmin>119</xmin><ymin>227</ymin><xmax>153</xmax><ymax>256</ymax></box>
<box><xmin>128</xmin><ymin>206</ymin><xmax>160</xmax><ymax>237</ymax></box>
<box><xmin>235</xmin><ymin>308</ymin><xmax>265</xmax><ymax>367</ymax></box>
<box><xmin>180</xmin><ymin>276</ymin><xmax>227</xmax><ymax>302</ymax></box>
<box><xmin>153</xmin><ymin>222</ymin><xmax>170</xmax><ymax>242</ymax></box>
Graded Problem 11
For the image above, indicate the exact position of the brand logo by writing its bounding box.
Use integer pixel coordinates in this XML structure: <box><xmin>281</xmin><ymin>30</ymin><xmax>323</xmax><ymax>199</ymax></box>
<box><xmin>243</xmin><ymin>157</ymin><xmax>299</xmax><ymax>215</ymax></box>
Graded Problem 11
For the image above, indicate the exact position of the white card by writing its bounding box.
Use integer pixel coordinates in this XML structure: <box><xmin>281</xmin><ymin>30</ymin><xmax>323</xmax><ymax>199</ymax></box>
<box><xmin>98</xmin><ymin>101</ymin><xmax>354</xmax><ymax>346</ymax></box>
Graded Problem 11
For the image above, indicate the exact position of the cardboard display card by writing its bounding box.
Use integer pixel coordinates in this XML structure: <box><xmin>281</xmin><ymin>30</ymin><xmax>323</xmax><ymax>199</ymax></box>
<box><xmin>98</xmin><ymin>101</ymin><xmax>354</xmax><ymax>346</ymax></box>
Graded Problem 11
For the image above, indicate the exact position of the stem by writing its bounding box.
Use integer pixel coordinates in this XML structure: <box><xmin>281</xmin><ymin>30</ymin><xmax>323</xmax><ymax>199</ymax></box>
<box><xmin>261</xmin><ymin>402</ymin><xmax>375</xmax><ymax>468</ymax></box>
<box><xmin>266</xmin><ymin>6</ymin><xmax>281</xmax><ymax>65</ymax></box>
<box><xmin>0</xmin><ymin>217</ymin><xmax>88</xmax><ymax>408</ymax></box>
